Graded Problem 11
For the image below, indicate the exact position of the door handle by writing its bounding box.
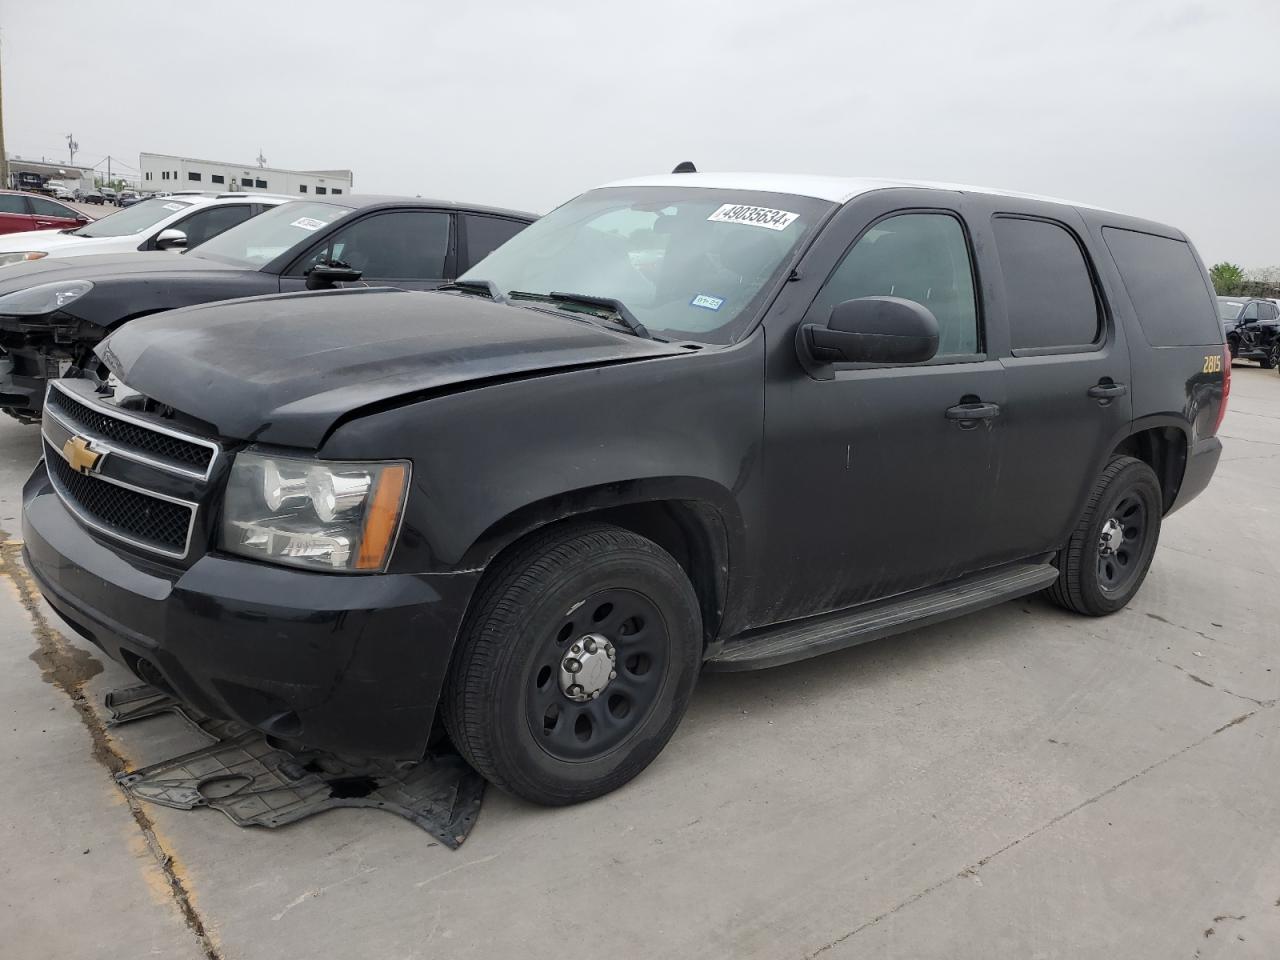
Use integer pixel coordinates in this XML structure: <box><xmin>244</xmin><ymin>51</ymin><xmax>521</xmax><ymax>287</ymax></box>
<box><xmin>945</xmin><ymin>401</ymin><xmax>1001</xmax><ymax>426</ymax></box>
<box><xmin>1087</xmin><ymin>381</ymin><xmax>1128</xmax><ymax>402</ymax></box>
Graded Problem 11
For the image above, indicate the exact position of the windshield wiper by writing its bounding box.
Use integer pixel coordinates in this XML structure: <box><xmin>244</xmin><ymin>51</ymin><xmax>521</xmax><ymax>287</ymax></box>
<box><xmin>438</xmin><ymin>278</ymin><xmax>504</xmax><ymax>302</ymax></box>
<box><xmin>508</xmin><ymin>290</ymin><xmax>651</xmax><ymax>339</ymax></box>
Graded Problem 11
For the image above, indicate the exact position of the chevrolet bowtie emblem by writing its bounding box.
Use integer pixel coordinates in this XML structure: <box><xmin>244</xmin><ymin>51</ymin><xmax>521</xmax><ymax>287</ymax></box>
<box><xmin>62</xmin><ymin>435</ymin><xmax>103</xmax><ymax>475</ymax></box>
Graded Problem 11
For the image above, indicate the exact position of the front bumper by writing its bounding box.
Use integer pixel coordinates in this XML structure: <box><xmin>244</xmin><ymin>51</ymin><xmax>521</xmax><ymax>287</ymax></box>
<box><xmin>23</xmin><ymin>466</ymin><xmax>482</xmax><ymax>759</ymax></box>
<box><xmin>0</xmin><ymin>348</ymin><xmax>46</xmax><ymax>417</ymax></box>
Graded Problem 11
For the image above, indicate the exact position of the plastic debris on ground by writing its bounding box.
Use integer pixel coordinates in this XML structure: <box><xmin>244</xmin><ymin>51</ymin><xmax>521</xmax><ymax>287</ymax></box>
<box><xmin>105</xmin><ymin>683</ymin><xmax>485</xmax><ymax>849</ymax></box>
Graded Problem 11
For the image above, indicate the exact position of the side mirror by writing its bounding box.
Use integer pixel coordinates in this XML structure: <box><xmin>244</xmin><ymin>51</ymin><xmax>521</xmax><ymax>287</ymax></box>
<box><xmin>155</xmin><ymin>228</ymin><xmax>187</xmax><ymax>251</ymax></box>
<box><xmin>797</xmin><ymin>296</ymin><xmax>939</xmax><ymax>377</ymax></box>
<box><xmin>305</xmin><ymin>261</ymin><xmax>364</xmax><ymax>290</ymax></box>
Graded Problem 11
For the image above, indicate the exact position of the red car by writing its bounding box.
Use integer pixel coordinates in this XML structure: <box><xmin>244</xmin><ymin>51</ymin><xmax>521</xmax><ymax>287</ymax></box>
<box><xmin>0</xmin><ymin>189</ymin><xmax>92</xmax><ymax>236</ymax></box>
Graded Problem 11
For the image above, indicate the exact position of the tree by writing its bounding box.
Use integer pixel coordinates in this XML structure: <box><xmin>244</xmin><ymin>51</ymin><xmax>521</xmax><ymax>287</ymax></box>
<box><xmin>1209</xmin><ymin>262</ymin><xmax>1245</xmax><ymax>295</ymax></box>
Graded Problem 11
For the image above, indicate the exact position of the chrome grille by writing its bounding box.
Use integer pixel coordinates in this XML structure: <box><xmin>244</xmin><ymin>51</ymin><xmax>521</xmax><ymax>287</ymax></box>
<box><xmin>40</xmin><ymin>380</ymin><xmax>219</xmax><ymax>561</ymax></box>
<box><xmin>44</xmin><ymin>440</ymin><xmax>193</xmax><ymax>554</ymax></box>
<box><xmin>46</xmin><ymin>387</ymin><xmax>214</xmax><ymax>473</ymax></box>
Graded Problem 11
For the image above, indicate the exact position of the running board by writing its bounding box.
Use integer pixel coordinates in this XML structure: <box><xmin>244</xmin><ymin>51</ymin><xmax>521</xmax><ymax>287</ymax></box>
<box><xmin>707</xmin><ymin>562</ymin><xmax>1059</xmax><ymax>672</ymax></box>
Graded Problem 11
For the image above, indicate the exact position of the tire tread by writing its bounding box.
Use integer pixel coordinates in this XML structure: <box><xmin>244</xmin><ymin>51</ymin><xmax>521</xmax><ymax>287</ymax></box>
<box><xmin>1044</xmin><ymin>455</ymin><xmax>1156</xmax><ymax>616</ymax></box>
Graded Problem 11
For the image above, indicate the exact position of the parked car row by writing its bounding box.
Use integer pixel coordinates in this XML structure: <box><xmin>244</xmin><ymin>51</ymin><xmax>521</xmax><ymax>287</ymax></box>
<box><xmin>10</xmin><ymin>169</ymin><xmax>1230</xmax><ymax>807</ymax></box>
<box><xmin>0</xmin><ymin>193</ymin><xmax>534</xmax><ymax>419</ymax></box>
<box><xmin>1217</xmin><ymin>295</ymin><xmax>1280</xmax><ymax>370</ymax></box>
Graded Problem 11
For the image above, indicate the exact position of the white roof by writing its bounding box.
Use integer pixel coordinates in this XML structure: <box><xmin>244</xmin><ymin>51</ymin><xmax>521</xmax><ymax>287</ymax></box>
<box><xmin>603</xmin><ymin>172</ymin><xmax>1108</xmax><ymax>211</ymax></box>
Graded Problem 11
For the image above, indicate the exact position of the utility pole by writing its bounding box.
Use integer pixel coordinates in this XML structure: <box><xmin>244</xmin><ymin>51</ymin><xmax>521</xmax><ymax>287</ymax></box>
<box><xmin>256</xmin><ymin>148</ymin><xmax>267</xmax><ymax>168</ymax></box>
<box><xmin>66</xmin><ymin>133</ymin><xmax>78</xmax><ymax>166</ymax></box>
<box><xmin>106</xmin><ymin>155</ymin><xmax>111</xmax><ymax>189</ymax></box>
<box><xmin>0</xmin><ymin>35</ymin><xmax>8</xmax><ymax>190</ymax></box>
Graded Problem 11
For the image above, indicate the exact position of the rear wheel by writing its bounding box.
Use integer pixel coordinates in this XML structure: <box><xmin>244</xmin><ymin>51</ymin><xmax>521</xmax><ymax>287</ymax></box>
<box><xmin>1262</xmin><ymin>345</ymin><xmax>1276</xmax><ymax>370</ymax></box>
<box><xmin>1271</xmin><ymin>343</ymin><xmax>1280</xmax><ymax>373</ymax></box>
<box><xmin>443</xmin><ymin>522</ymin><xmax>701</xmax><ymax>805</ymax></box>
<box><xmin>1044</xmin><ymin>456</ymin><xmax>1162</xmax><ymax>616</ymax></box>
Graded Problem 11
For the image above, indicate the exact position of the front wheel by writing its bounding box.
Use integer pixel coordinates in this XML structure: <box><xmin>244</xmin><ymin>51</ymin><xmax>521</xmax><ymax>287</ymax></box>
<box><xmin>1271</xmin><ymin>344</ymin><xmax>1280</xmax><ymax>373</ymax></box>
<box><xmin>443</xmin><ymin>522</ymin><xmax>702</xmax><ymax>805</ymax></box>
<box><xmin>1044</xmin><ymin>456</ymin><xmax>1162</xmax><ymax>616</ymax></box>
<box><xmin>1261</xmin><ymin>346</ymin><xmax>1276</xmax><ymax>370</ymax></box>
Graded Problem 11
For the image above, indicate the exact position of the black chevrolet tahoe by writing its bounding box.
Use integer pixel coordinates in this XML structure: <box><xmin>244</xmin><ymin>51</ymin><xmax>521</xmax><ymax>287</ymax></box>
<box><xmin>22</xmin><ymin>173</ymin><xmax>1227</xmax><ymax>805</ymax></box>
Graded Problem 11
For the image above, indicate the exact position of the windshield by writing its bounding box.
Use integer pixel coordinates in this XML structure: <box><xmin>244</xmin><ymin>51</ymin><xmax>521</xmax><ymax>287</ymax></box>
<box><xmin>1217</xmin><ymin>298</ymin><xmax>1245</xmax><ymax>321</ymax></box>
<box><xmin>460</xmin><ymin>186</ymin><xmax>831</xmax><ymax>343</ymax></box>
<box><xmin>191</xmin><ymin>201</ymin><xmax>353</xmax><ymax>268</ymax></box>
<box><xmin>71</xmin><ymin>198</ymin><xmax>192</xmax><ymax>237</ymax></box>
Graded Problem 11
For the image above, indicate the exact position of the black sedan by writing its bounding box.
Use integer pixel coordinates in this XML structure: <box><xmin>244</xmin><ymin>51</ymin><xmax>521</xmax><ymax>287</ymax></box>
<box><xmin>0</xmin><ymin>195</ymin><xmax>536</xmax><ymax>420</ymax></box>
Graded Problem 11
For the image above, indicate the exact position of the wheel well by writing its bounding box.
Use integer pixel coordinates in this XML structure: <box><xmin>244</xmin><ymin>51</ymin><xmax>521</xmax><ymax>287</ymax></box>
<box><xmin>474</xmin><ymin>501</ymin><xmax>729</xmax><ymax>649</ymax></box>
<box><xmin>1112</xmin><ymin>427</ymin><xmax>1187</xmax><ymax>513</ymax></box>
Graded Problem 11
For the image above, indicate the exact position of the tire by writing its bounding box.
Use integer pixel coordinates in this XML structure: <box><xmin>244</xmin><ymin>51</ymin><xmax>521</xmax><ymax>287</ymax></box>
<box><xmin>1044</xmin><ymin>456</ymin><xmax>1162</xmax><ymax>617</ymax></box>
<box><xmin>1226</xmin><ymin>335</ymin><xmax>1238</xmax><ymax>362</ymax></box>
<box><xmin>1261</xmin><ymin>348</ymin><xmax>1275</xmax><ymax>370</ymax></box>
<box><xmin>1272</xmin><ymin>344</ymin><xmax>1280</xmax><ymax>374</ymax></box>
<box><xmin>443</xmin><ymin>522</ymin><xmax>702</xmax><ymax>805</ymax></box>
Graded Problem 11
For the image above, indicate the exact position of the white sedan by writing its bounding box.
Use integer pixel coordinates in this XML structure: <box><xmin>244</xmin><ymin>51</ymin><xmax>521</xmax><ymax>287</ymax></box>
<box><xmin>0</xmin><ymin>192</ymin><xmax>292</xmax><ymax>267</ymax></box>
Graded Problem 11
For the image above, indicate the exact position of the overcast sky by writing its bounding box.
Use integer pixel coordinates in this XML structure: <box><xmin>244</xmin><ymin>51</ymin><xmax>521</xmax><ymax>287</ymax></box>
<box><xmin>2</xmin><ymin>0</ymin><xmax>1277</xmax><ymax>266</ymax></box>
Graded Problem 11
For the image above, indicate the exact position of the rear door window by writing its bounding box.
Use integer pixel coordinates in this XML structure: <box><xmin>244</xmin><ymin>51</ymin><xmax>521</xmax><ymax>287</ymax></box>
<box><xmin>1102</xmin><ymin>227</ymin><xmax>1220</xmax><ymax>346</ymax></box>
<box><xmin>993</xmin><ymin>216</ymin><xmax>1101</xmax><ymax>352</ymax></box>
<box><xmin>173</xmin><ymin>204</ymin><xmax>254</xmax><ymax>248</ymax></box>
<box><xmin>30</xmin><ymin>197</ymin><xmax>77</xmax><ymax>218</ymax></box>
<box><xmin>0</xmin><ymin>195</ymin><xmax>29</xmax><ymax>215</ymax></box>
<box><xmin>462</xmin><ymin>215</ymin><xmax>528</xmax><ymax>271</ymax></box>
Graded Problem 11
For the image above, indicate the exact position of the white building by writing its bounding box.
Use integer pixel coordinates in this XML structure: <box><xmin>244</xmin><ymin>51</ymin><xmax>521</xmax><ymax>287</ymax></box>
<box><xmin>139</xmin><ymin>153</ymin><xmax>353</xmax><ymax>198</ymax></box>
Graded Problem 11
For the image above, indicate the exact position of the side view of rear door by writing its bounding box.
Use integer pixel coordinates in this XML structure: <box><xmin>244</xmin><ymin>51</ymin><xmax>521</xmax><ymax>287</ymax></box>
<box><xmin>968</xmin><ymin>195</ymin><xmax>1132</xmax><ymax>563</ymax></box>
<box><xmin>28</xmin><ymin>196</ymin><xmax>86</xmax><ymax>230</ymax></box>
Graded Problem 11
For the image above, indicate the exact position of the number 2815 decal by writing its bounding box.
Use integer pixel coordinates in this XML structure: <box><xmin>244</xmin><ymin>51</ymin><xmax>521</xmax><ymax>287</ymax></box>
<box><xmin>1203</xmin><ymin>354</ymin><xmax>1223</xmax><ymax>374</ymax></box>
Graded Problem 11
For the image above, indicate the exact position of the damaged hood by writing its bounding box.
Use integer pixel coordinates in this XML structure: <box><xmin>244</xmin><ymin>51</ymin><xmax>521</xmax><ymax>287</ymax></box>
<box><xmin>99</xmin><ymin>287</ymin><xmax>690</xmax><ymax>447</ymax></box>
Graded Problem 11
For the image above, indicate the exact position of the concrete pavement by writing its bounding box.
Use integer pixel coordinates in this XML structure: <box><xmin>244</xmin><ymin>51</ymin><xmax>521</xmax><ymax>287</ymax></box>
<box><xmin>1</xmin><ymin>366</ymin><xmax>1277</xmax><ymax>959</ymax></box>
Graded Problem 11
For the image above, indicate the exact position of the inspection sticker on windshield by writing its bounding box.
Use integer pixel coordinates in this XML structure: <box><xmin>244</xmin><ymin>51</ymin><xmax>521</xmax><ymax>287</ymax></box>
<box><xmin>162</xmin><ymin>202</ymin><xmax>184</xmax><ymax>211</ymax></box>
<box><xmin>290</xmin><ymin>217</ymin><xmax>327</xmax><ymax>231</ymax></box>
<box><xmin>690</xmin><ymin>294</ymin><xmax>724</xmax><ymax>311</ymax></box>
<box><xmin>707</xmin><ymin>203</ymin><xmax>798</xmax><ymax>231</ymax></box>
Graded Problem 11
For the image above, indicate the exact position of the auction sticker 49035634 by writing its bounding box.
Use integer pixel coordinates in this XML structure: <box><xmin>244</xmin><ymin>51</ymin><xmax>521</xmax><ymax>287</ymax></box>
<box><xmin>706</xmin><ymin>203</ymin><xmax>799</xmax><ymax>231</ymax></box>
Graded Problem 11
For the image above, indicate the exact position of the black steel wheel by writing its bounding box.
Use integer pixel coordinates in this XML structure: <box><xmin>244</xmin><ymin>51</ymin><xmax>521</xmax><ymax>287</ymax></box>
<box><xmin>443</xmin><ymin>522</ymin><xmax>701</xmax><ymax>805</ymax></box>
<box><xmin>525</xmin><ymin>587</ymin><xmax>671</xmax><ymax>763</ymax></box>
<box><xmin>1095</xmin><ymin>493</ymin><xmax>1147</xmax><ymax>595</ymax></box>
<box><xmin>1045</xmin><ymin>455</ymin><xmax>1162</xmax><ymax>616</ymax></box>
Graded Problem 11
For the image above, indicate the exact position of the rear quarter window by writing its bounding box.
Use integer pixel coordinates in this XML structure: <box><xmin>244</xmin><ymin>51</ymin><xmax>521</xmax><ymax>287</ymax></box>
<box><xmin>1102</xmin><ymin>227</ymin><xmax>1220</xmax><ymax>346</ymax></box>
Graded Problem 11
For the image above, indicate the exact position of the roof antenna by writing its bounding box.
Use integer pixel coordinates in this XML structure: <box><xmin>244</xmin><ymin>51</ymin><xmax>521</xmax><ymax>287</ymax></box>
<box><xmin>672</xmin><ymin>161</ymin><xmax>697</xmax><ymax>174</ymax></box>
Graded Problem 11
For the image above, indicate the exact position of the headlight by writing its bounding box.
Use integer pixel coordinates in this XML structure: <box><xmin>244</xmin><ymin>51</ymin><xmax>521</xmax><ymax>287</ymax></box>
<box><xmin>0</xmin><ymin>251</ymin><xmax>49</xmax><ymax>267</ymax></box>
<box><xmin>219</xmin><ymin>452</ymin><xmax>410</xmax><ymax>573</ymax></box>
<box><xmin>0</xmin><ymin>279</ymin><xmax>93</xmax><ymax>315</ymax></box>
